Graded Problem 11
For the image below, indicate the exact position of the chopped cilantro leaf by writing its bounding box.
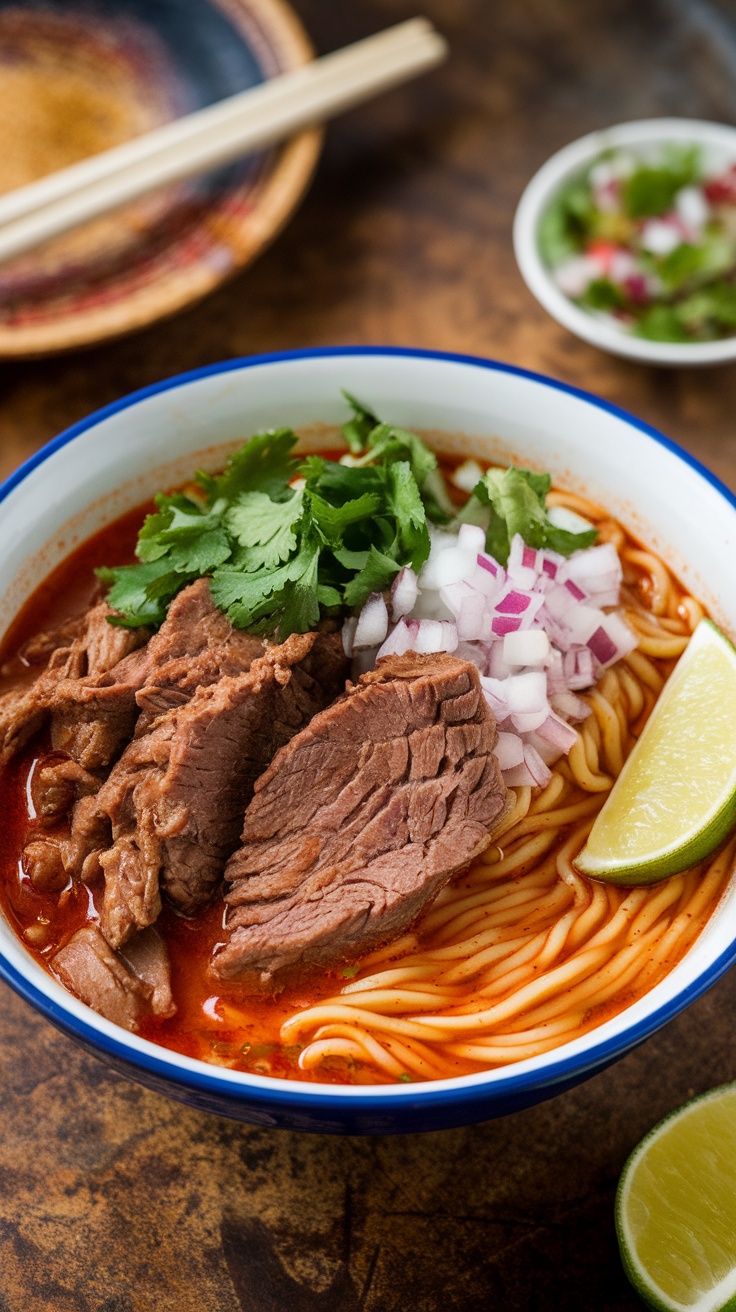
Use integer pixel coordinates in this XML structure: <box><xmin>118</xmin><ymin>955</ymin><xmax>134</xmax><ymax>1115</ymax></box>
<box><xmin>343</xmin><ymin>545</ymin><xmax>401</xmax><ymax>608</ymax></box>
<box><xmin>210</xmin><ymin>428</ymin><xmax>300</xmax><ymax>501</ymax></box>
<box><xmin>100</xmin><ymin>392</ymin><xmax>590</xmax><ymax>641</ymax></box>
<box><xmin>469</xmin><ymin>467</ymin><xmax>596</xmax><ymax>564</ymax></box>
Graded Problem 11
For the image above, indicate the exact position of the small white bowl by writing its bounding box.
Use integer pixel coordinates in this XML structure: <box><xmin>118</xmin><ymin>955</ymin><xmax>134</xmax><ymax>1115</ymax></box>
<box><xmin>513</xmin><ymin>118</ymin><xmax>736</xmax><ymax>366</ymax></box>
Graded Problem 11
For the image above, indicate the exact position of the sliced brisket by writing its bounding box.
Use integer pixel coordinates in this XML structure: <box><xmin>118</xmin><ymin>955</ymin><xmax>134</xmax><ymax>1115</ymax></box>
<box><xmin>214</xmin><ymin>653</ymin><xmax>510</xmax><ymax>989</ymax></box>
<box><xmin>52</xmin><ymin>924</ymin><xmax>174</xmax><ymax>1031</ymax></box>
<box><xmin>92</xmin><ymin>631</ymin><xmax>348</xmax><ymax>948</ymax></box>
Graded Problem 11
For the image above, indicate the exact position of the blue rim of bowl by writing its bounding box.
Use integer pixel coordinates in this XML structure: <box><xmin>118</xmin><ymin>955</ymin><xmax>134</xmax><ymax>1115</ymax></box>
<box><xmin>1</xmin><ymin>343</ymin><xmax>735</xmax><ymax>1117</ymax></box>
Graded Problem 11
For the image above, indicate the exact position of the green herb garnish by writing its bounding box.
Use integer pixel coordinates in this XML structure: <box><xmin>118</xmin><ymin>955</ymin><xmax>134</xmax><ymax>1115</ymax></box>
<box><xmin>99</xmin><ymin>397</ymin><xmax>597</xmax><ymax>635</ymax></box>
<box><xmin>99</xmin><ymin>396</ymin><xmax>447</xmax><ymax>636</ymax></box>
<box><xmin>458</xmin><ymin>467</ymin><xmax>597</xmax><ymax>565</ymax></box>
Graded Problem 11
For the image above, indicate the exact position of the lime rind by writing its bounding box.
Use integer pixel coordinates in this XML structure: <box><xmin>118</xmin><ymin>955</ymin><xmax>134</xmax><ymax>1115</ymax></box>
<box><xmin>576</xmin><ymin>620</ymin><xmax>736</xmax><ymax>886</ymax></box>
<box><xmin>616</xmin><ymin>1082</ymin><xmax>736</xmax><ymax>1312</ymax></box>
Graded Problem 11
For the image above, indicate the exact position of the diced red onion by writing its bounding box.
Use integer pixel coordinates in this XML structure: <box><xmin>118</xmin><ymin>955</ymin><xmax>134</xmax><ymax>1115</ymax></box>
<box><xmin>587</xmin><ymin>625</ymin><xmax>618</xmax><ymax>666</ymax></box>
<box><xmin>494</xmin><ymin>731</ymin><xmax>524</xmax><ymax>770</ymax></box>
<box><xmin>412</xmin><ymin>619</ymin><xmax>458</xmax><ymax>655</ymax></box>
<box><xmin>583</xmin><ymin>613</ymin><xmax>637</xmax><ymax>670</ymax></box>
<box><xmin>391</xmin><ymin>566</ymin><xmax>419</xmax><ymax>621</ymax></box>
<box><xmin>342</xmin><ymin>616</ymin><xmax>357</xmax><ymax>658</ymax></box>
<box><xmin>457</xmin><ymin>523</ymin><xmax>486</xmax><ymax>554</ymax></box>
<box><xmin>550</xmin><ymin>690</ymin><xmax>591</xmax><ymax>721</ymax></box>
<box><xmin>523</xmin><ymin>743</ymin><xmax>553</xmax><ymax>788</ymax></box>
<box><xmin>428</xmin><ymin>546</ymin><xmax>477</xmax><ymax>589</ymax></box>
<box><xmin>503</xmin><ymin>762</ymin><xmax>537</xmax><ymax>788</ymax></box>
<box><xmin>507</xmin><ymin>535</ymin><xmax>537</xmax><ymax>590</ymax></box>
<box><xmin>564</xmin><ymin>646</ymin><xmax>596</xmax><ymax>690</ymax></box>
<box><xmin>502</xmin><ymin>628</ymin><xmax>550</xmax><ymax>668</ymax></box>
<box><xmin>486</xmin><ymin>642</ymin><xmax>512</xmax><ymax>680</ymax></box>
<box><xmin>492</xmin><ymin>615</ymin><xmax>522</xmax><ymax>637</ymax></box>
<box><xmin>353</xmin><ymin>593</ymin><xmax>389</xmax><ymax>649</ymax></box>
<box><xmin>505</xmin><ymin>671</ymin><xmax>547</xmax><ymax>715</ymax></box>
<box><xmin>564</xmin><ymin>604</ymin><xmax>606</xmax><ymax>646</ymax></box>
<box><xmin>377</xmin><ymin>619</ymin><xmax>414</xmax><ymax>659</ymax></box>
<box><xmin>536</xmin><ymin>712</ymin><xmax>578</xmax><ymax>754</ymax></box>
<box><xmin>511</xmin><ymin>707</ymin><xmax>550</xmax><ymax>734</ymax></box>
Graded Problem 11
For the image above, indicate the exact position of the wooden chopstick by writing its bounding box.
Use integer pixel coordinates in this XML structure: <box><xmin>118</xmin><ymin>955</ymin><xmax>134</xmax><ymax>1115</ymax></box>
<box><xmin>0</xmin><ymin>19</ymin><xmax>447</xmax><ymax>266</ymax></box>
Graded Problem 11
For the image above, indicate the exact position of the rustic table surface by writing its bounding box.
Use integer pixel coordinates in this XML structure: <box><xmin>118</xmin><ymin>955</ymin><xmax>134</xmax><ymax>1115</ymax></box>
<box><xmin>2</xmin><ymin>1</ymin><xmax>736</xmax><ymax>1308</ymax></box>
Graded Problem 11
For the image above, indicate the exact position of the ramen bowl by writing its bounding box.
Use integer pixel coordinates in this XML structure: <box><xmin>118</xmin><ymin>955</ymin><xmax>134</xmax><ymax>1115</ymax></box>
<box><xmin>0</xmin><ymin>346</ymin><xmax>734</xmax><ymax>1134</ymax></box>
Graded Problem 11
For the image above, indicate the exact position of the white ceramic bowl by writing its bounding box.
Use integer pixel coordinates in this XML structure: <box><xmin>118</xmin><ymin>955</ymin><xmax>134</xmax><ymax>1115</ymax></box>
<box><xmin>513</xmin><ymin>118</ymin><xmax>736</xmax><ymax>366</ymax></box>
<box><xmin>1</xmin><ymin>346</ymin><xmax>735</xmax><ymax>1133</ymax></box>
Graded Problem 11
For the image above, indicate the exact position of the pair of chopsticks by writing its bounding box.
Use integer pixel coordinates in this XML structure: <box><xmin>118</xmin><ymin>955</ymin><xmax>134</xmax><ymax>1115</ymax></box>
<box><xmin>0</xmin><ymin>18</ymin><xmax>447</xmax><ymax>266</ymax></box>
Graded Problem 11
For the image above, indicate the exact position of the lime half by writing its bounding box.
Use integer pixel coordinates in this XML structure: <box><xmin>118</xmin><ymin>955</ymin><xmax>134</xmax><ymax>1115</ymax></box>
<box><xmin>576</xmin><ymin>619</ymin><xmax>736</xmax><ymax>885</ymax></box>
<box><xmin>617</xmin><ymin>1083</ymin><xmax>736</xmax><ymax>1312</ymax></box>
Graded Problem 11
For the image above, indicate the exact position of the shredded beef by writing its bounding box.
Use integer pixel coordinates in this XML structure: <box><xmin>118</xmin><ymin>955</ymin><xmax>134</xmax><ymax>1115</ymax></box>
<box><xmin>214</xmin><ymin>653</ymin><xmax>511</xmax><ymax>989</ymax></box>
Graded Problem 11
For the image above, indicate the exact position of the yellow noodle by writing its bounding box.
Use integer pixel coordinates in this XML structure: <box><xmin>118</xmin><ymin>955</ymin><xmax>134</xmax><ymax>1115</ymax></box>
<box><xmin>285</xmin><ymin>518</ymin><xmax>736</xmax><ymax>1084</ymax></box>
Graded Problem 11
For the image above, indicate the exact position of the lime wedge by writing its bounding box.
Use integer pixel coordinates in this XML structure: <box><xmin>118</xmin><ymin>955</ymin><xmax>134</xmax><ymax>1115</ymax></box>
<box><xmin>575</xmin><ymin>619</ymin><xmax>736</xmax><ymax>884</ymax></box>
<box><xmin>616</xmin><ymin>1083</ymin><xmax>736</xmax><ymax>1312</ymax></box>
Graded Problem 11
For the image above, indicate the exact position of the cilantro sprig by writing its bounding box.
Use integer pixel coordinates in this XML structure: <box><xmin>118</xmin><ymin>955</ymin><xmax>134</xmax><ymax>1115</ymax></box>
<box><xmin>457</xmin><ymin>466</ymin><xmax>597</xmax><ymax>564</ymax></box>
<box><xmin>99</xmin><ymin>396</ymin><xmax>596</xmax><ymax>637</ymax></box>
<box><xmin>99</xmin><ymin>397</ymin><xmax>447</xmax><ymax>636</ymax></box>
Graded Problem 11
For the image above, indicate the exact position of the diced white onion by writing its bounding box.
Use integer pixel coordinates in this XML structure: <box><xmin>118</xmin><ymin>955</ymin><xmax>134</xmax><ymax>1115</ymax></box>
<box><xmin>503</xmin><ymin>629</ymin><xmax>550</xmax><ymax>667</ymax></box>
<box><xmin>451</xmin><ymin>459</ymin><xmax>484</xmax><ymax>493</ymax></box>
<box><xmin>353</xmin><ymin>593</ymin><xmax>388</xmax><ymax>649</ymax></box>
<box><xmin>391</xmin><ymin>566</ymin><xmax>419</xmax><ymax>621</ymax></box>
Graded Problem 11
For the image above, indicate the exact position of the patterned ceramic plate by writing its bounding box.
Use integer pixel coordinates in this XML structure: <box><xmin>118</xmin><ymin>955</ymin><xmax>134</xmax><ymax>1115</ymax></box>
<box><xmin>0</xmin><ymin>0</ymin><xmax>320</xmax><ymax>355</ymax></box>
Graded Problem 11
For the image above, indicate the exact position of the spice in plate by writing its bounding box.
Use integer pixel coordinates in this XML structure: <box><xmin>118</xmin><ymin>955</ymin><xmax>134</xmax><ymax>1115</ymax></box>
<box><xmin>539</xmin><ymin>144</ymin><xmax>736</xmax><ymax>343</ymax></box>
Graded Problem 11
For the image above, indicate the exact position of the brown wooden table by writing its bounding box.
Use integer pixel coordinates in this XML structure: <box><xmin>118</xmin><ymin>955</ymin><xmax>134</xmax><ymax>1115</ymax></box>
<box><xmin>2</xmin><ymin>2</ymin><xmax>736</xmax><ymax>1308</ymax></box>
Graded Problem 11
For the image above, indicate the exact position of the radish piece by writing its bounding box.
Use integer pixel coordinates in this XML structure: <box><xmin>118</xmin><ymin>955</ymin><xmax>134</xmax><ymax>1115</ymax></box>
<box><xmin>503</xmin><ymin>629</ymin><xmax>551</xmax><ymax>668</ymax></box>
<box><xmin>457</xmin><ymin>523</ymin><xmax>486</xmax><ymax>554</ymax></box>
<box><xmin>495</xmin><ymin>732</ymin><xmax>524</xmax><ymax>770</ymax></box>
<box><xmin>391</xmin><ymin>566</ymin><xmax>419</xmax><ymax>621</ymax></box>
<box><xmin>553</xmin><ymin>254</ymin><xmax>601</xmax><ymax>297</ymax></box>
<box><xmin>523</xmin><ymin>743</ymin><xmax>553</xmax><ymax>788</ymax></box>
<box><xmin>342</xmin><ymin>617</ymin><xmax>358</xmax><ymax>658</ymax></box>
<box><xmin>354</xmin><ymin>593</ymin><xmax>389</xmax><ymax>649</ymax></box>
